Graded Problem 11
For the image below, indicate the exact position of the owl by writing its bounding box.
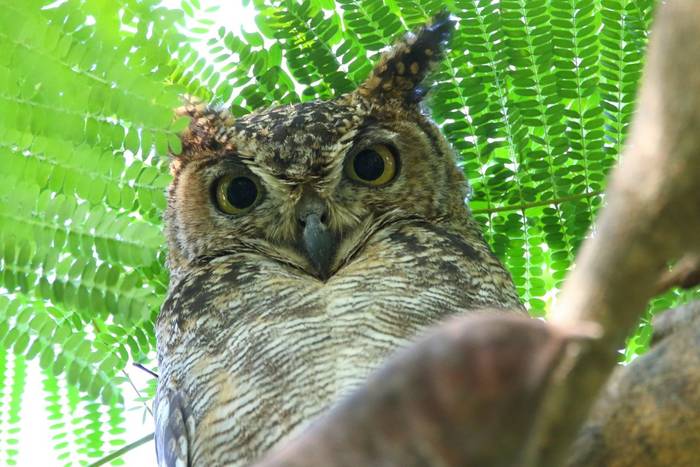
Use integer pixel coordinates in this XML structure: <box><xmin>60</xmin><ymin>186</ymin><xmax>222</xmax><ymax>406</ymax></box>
<box><xmin>155</xmin><ymin>12</ymin><xmax>523</xmax><ymax>467</ymax></box>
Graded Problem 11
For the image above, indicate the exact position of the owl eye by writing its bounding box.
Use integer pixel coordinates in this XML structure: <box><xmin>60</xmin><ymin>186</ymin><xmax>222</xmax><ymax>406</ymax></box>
<box><xmin>214</xmin><ymin>174</ymin><xmax>261</xmax><ymax>215</ymax></box>
<box><xmin>345</xmin><ymin>144</ymin><xmax>398</xmax><ymax>186</ymax></box>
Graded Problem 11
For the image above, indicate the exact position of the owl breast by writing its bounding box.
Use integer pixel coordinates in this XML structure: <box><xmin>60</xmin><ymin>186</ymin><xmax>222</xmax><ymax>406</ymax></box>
<box><xmin>156</xmin><ymin>219</ymin><xmax>522</xmax><ymax>466</ymax></box>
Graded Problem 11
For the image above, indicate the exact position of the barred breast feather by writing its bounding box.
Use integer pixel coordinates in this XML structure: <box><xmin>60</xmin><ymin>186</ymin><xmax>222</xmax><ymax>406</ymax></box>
<box><xmin>155</xmin><ymin>220</ymin><xmax>522</xmax><ymax>466</ymax></box>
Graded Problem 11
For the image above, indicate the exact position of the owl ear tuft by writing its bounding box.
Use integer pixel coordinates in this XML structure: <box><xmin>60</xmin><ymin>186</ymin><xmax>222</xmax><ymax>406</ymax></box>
<box><xmin>170</xmin><ymin>95</ymin><xmax>236</xmax><ymax>173</ymax></box>
<box><xmin>357</xmin><ymin>11</ymin><xmax>455</xmax><ymax>105</ymax></box>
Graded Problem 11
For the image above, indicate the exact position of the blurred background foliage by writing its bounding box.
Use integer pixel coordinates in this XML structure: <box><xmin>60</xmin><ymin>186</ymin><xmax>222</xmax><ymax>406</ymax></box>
<box><xmin>1</xmin><ymin>0</ymin><xmax>693</xmax><ymax>464</ymax></box>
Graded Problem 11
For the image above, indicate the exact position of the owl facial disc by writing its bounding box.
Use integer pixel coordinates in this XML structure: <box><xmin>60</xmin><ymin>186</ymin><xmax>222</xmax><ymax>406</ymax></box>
<box><xmin>297</xmin><ymin>192</ymin><xmax>334</xmax><ymax>280</ymax></box>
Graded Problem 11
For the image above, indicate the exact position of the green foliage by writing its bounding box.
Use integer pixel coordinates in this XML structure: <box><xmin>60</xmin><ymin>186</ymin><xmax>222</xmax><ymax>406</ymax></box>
<box><xmin>0</xmin><ymin>0</ymin><xmax>692</xmax><ymax>463</ymax></box>
<box><xmin>0</xmin><ymin>0</ymin><xmax>183</xmax><ymax>462</ymax></box>
<box><xmin>0</xmin><ymin>351</ymin><xmax>25</xmax><ymax>466</ymax></box>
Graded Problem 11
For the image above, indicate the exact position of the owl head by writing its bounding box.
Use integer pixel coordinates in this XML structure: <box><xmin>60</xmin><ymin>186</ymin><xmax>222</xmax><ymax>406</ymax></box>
<box><xmin>166</xmin><ymin>13</ymin><xmax>469</xmax><ymax>281</ymax></box>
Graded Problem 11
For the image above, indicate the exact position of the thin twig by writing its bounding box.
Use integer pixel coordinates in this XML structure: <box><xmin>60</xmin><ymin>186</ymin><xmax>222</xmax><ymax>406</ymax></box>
<box><xmin>91</xmin><ymin>320</ymin><xmax>155</xmax><ymax>417</ymax></box>
<box><xmin>88</xmin><ymin>432</ymin><xmax>154</xmax><ymax>467</ymax></box>
<box><xmin>133</xmin><ymin>362</ymin><xmax>159</xmax><ymax>379</ymax></box>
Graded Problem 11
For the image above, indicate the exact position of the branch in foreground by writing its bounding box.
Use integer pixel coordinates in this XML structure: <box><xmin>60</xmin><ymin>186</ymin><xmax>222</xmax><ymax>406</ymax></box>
<box><xmin>651</xmin><ymin>300</ymin><xmax>700</xmax><ymax>344</ymax></box>
<box><xmin>251</xmin><ymin>302</ymin><xmax>700</xmax><ymax>467</ymax></box>
<box><xmin>568</xmin><ymin>302</ymin><xmax>700</xmax><ymax>467</ymax></box>
<box><xmin>254</xmin><ymin>313</ymin><xmax>581</xmax><ymax>467</ymax></box>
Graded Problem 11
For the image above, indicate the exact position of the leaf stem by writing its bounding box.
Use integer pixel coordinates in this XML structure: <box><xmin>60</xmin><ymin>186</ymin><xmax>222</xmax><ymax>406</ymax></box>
<box><xmin>88</xmin><ymin>432</ymin><xmax>154</xmax><ymax>467</ymax></box>
<box><xmin>471</xmin><ymin>190</ymin><xmax>604</xmax><ymax>215</ymax></box>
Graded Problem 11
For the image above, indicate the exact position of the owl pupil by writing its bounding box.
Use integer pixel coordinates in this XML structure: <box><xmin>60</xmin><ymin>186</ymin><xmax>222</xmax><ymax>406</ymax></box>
<box><xmin>226</xmin><ymin>177</ymin><xmax>258</xmax><ymax>209</ymax></box>
<box><xmin>354</xmin><ymin>150</ymin><xmax>385</xmax><ymax>181</ymax></box>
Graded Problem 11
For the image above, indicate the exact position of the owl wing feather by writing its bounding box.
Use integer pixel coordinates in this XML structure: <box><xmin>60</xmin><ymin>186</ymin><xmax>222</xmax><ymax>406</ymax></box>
<box><xmin>155</xmin><ymin>386</ymin><xmax>194</xmax><ymax>467</ymax></box>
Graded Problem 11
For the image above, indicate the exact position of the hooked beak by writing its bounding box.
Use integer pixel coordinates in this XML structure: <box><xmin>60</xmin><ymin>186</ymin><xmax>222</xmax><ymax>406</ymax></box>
<box><xmin>297</xmin><ymin>194</ymin><xmax>335</xmax><ymax>280</ymax></box>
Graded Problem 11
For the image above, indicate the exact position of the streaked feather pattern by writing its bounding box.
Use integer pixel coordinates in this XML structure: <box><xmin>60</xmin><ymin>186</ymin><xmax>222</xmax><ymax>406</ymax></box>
<box><xmin>156</xmin><ymin>220</ymin><xmax>522</xmax><ymax>466</ymax></box>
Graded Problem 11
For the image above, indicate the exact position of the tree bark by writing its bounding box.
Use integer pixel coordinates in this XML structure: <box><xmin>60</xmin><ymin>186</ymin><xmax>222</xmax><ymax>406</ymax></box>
<box><xmin>567</xmin><ymin>303</ymin><xmax>700</xmax><ymax>467</ymax></box>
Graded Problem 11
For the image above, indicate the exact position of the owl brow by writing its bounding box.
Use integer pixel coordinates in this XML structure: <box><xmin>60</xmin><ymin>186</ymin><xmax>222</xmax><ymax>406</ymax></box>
<box><xmin>188</xmin><ymin>156</ymin><xmax>224</xmax><ymax>172</ymax></box>
<box><xmin>355</xmin><ymin>116</ymin><xmax>380</xmax><ymax>133</ymax></box>
<box><xmin>349</xmin><ymin>125</ymin><xmax>400</xmax><ymax>149</ymax></box>
<box><xmin>218</xmin><ymin>151</ymin><xmax>261</xmax><ymax>168</ymax></box>
<box><xmin>197</xmin><ymin>154</ymin><xmax>257</xmax><ymax>177</ymax></box>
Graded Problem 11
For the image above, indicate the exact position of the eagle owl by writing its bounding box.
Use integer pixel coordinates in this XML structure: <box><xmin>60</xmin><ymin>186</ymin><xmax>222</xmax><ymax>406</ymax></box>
<box><xmin>155</xmin><ymin>13</ymin><xmax>522</xmax><ymax>467</ymax></box>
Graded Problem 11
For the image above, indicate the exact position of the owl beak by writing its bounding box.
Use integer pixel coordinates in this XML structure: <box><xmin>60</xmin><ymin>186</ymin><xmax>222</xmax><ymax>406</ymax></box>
<box><xmin>297</xmin><ymin>194</ymin><xmax>334</xmax><ymax>280</ymax></box>
<box><xmin>301</xmin><ymin>213</ymin><xmax>334</xmax><ymax>280</ymax></box>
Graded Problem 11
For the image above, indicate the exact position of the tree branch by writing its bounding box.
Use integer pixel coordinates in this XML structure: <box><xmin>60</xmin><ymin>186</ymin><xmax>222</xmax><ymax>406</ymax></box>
<box><xmin>567</xmin><ymin>301</ymin><xmax>700</xmax><ymax>467</ymax></box>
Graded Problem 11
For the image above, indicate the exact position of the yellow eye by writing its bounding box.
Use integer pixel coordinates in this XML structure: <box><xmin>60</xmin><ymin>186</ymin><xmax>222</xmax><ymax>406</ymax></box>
<box><xmin>345</xmin><ymin>144</ymin><xmax>398</xmax><ymax>186</ymax></box>
<box><xmin>214</xmin><ymin>174</ymin><xmax>261</xmax><ymax>215</ymax></box>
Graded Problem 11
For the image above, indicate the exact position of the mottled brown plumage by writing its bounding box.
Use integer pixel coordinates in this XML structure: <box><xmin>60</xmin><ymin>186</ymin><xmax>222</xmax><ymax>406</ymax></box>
<box><xmin>155</xmin><ymin>13</ymin><xmax>523</xmax><ymax>467</ymax></box>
